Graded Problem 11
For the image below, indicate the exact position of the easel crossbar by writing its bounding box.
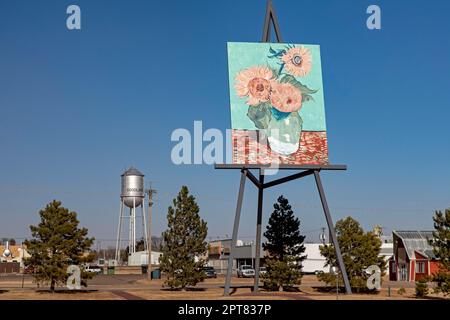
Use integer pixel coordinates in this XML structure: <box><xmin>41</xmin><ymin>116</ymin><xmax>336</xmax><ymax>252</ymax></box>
<box><xmin>263</xmin><ymin>169</ymin><xmax>315</xmax><ymax>189</ymax></box>
<box><xmin>245</xmin><ymin>170</ymin><xmax>262</xmax><ymax>189</ymax></box>
<box><xmin>235</xmin><ymin>168</ymin><xmax>317</xmax><ymax>189</ymax></box>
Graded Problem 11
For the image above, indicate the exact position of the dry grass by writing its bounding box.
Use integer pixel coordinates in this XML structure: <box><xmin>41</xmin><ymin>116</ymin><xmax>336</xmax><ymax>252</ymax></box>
<box><xmin>0</xmin><ymin>290</ymin><xmax>121</xmax><ymax>300</ymax></box>
<box><xmin>0</xmin><ymin>274</ymin><xmax>448</xmax><ymax>300</ymax></box>
<box><xmin>126</xmin><ymin>287</ymin><xmax>292</xmax><ymax>300</ymax></box>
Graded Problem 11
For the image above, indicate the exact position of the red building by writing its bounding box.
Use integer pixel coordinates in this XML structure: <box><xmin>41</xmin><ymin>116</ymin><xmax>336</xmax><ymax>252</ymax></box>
<box><xmin>389</xmin><ymin>231</ymin><xmax>440</xmax><ymax>282</ymax></box>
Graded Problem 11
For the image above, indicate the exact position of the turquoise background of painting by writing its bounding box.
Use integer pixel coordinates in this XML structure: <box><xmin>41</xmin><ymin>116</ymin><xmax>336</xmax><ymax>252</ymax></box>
<box><xmin>227</xmin><ymin>42</ymin><xmax>327</xmax><ymax>131</ymax></box>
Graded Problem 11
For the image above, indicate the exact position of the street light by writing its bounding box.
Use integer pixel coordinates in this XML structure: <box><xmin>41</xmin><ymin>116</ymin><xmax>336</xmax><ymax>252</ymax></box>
<box><xmin>331</xmin><ymin>266</ymin><xmax>339</xmax><ymax>300</ymax></box>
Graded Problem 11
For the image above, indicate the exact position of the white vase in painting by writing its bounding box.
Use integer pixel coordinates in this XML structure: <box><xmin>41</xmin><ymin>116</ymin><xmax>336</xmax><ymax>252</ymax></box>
<box><xmin>267</xmin><ymin>112</ymin><xmax>303</xmax><ymax>156</ymax></box>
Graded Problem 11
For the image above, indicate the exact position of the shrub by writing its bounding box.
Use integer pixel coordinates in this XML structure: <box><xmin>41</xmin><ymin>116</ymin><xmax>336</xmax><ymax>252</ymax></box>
<box><xmin>397</xmin><ymin>287</ymin><xmax>406</xmax><ymax>295</ymax></box>
<box><xmin>431</xmin><ymin>271</ymin><xmax>450</xmax><ymax>295</ymax></box>
<box><xmin>415</xmin><ymin>278</ymin><xmax>429</xmax><ymax>297</ymax></box>
<box><xmin>262</xmin><ymin>257</ymin><xmax>302</xmax><ymax>291</ymax></box>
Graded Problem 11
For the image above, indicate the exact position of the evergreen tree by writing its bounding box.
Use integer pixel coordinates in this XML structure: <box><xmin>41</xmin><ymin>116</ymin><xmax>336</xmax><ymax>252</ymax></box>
<box><xmin>415</xmin><ymin>277</ymin><xmax>429</xmax><ymax>297</ymax></box>
<box><xmin>24</xmin><ymin>200</ymin><xmax>95</xmax><ymax>292</ymax></box>
<box><xmin>430</xmin><ymin>209</ymin><xmax>450</xmax><ymax>295</ymax></box>
<box><xmin>159</xmin><ymin>186</ymin><xmax>208</xmax><ymax>289</ymax></box>
<box><xmin>135</xmin><ymin>238</ymin><xmax>146</xmax><ymax>252</ymax></box>
<box><xmin>318</xmin><ymin>217</ymin><xmax>386</xmax><ymax>292</ymax></box>
<box><xmin>262</xmin><ymin>195</ymin><xmax>306</xmax><ymax>291</ymax></box>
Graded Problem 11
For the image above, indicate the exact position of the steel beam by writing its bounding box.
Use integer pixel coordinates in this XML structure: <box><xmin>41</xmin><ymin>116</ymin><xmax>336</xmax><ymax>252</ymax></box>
<box><xmin>253</xmin><ymin>170</ymin><xmax>265</xmax><ymax>292</ymax></box>
<box><xmin>246</xmin><ymin>169</ymin><xmax>262</xmax><ymax>189</ymax></box>
<box><xmin>263</xmin><ymin>169</ymin><xmax>315</xmax><ymax>189</ymax></box>
<box><xmin>224</xmin><ymin>169</ymin><xmax>247</xmax><ymax>295</ymax></box>
<box><xmin>313</xmin><ymin>170</ymin><xmax>352</xmax><ymax>294</ymax></box>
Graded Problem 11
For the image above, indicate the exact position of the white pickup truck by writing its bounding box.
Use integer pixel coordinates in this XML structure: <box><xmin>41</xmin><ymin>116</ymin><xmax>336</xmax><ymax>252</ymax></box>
<box><xmin>85</xmin><ymin>265</ymin><xmax>103</xmax><ymax>274</ymax></box>
<box><xmin>237</xmin><ymin>265</ymin><xmax>255</xmax><ymax>278</ymax></box>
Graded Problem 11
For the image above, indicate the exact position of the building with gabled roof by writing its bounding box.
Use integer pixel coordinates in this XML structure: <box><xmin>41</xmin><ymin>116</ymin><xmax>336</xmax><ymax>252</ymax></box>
<box><xmin>389</xmin><ymin>230</ymin><xmax>440</xmax><ymax>282</ymax></box>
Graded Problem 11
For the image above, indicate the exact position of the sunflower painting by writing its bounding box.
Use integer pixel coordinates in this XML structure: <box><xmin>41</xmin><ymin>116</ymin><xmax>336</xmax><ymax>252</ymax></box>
<box><xmin>227</xmin><ymin>42</ymin><xmax>328</xmax><ymax>165</ymax></box>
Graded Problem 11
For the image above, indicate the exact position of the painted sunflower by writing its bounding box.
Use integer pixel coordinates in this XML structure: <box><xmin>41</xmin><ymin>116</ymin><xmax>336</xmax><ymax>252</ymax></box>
<box><xmin>235</xmin><ymin>66</ymin><xmax>274</xmax><ymax>106</ymax></box>
<box><xmin>281</xmin><ymin>46</ymin><xmax>312</xmax><ymax>77</ymax></box>
<box><xmin>270</xmin><ymin>82</ymin><xmax>302</xmax><ymax>113</ymax></box>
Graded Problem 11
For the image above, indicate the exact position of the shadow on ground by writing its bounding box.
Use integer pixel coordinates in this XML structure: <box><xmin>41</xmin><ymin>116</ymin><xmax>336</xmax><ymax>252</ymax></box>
<box><xmin>36</xmin><ymin>289</ymin><xmax>99</xmax><ymax>294</ymax></box>
<box><xmin>421</xmin><ymin>295</ymin><xmax>449</xmax><ymax>300</ymax></box>
<box><xmin>161</xmin><ymin>287</ymin><xmax>207</xmax><ymax>292</ymax></box>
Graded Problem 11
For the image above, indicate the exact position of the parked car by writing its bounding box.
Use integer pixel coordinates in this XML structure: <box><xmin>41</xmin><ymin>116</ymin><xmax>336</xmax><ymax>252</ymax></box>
<box><xmin>301</xmin><ymin>269</ymin><xmax>324</xmax><ymax>275</ymax></box>
<box><xmin>203</xmin><ymin>266</ymin><xmax>217</xmax><ymax>278</ymax></box>
<box><xmin>85</xmin><ymin>265</ymin><xmax>102</xmax><ymax>274</ymax></box>
<box><xmin>259</xmin><ymin>266</ymin><xmax>267</xmax><ymax>277</ymax></box>
<box><xmin>315</xmin><ymin>270</ymin><xmax>324</xmax><ymax>275</ymax></box>
<box><xmin>237</xmin><ymin>265</ymin><xmax>255</xmax><ymax>278</ymax></box>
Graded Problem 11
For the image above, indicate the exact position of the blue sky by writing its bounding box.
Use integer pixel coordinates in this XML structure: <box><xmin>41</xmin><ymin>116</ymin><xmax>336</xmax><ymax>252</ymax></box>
<box><xmin>0</xmin><ymin>0</ymin><xmax>449</xmax><ymax>247</ymax></box>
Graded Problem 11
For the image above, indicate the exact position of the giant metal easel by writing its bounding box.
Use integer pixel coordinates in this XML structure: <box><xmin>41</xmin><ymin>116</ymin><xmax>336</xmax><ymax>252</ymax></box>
<box><xmin>218</xmin><ymin>0</ymin><xmax>352</xmax><ymax>296</ymax></box>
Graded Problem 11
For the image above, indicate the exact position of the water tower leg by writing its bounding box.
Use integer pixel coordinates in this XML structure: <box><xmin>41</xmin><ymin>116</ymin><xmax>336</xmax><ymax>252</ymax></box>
<box><xmin>133</xmin><ymin>200</ymin><xmax>137</xmax><ymax>253</ymax></box>
<box><xmin>115</xmin><ymin>200</ymin><xmax>124</xmax><ymax>263</ymax></box>
<box><xmin>129</xmin><ymin>207</ymin><xmax>133</xmax><ymax>255</ymax></box>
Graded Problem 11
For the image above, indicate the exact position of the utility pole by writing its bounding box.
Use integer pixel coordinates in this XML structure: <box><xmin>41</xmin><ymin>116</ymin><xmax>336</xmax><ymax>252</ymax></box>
<box><xmin>21</xmin><ymin>241</ymin><xmax>25</xmax><ymax>288</ymax></box>
<box><xmin>146</xmin><ymin>188</ymin><xmax>156</xmax><ymax>280</ymax></box>
<box><xmin>320</xmin><ymin>227</ymin><xmax>326</xmax><ymax>245</ymax></box>
<box><xmin>97</xmin><ymin>240</ymin><xmax>101</xmax><ymax>263</ymax></box>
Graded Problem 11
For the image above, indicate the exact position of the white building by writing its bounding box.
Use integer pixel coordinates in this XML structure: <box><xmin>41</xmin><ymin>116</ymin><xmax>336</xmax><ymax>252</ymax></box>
<box><xmin>301</xmin><ymin>240</ymin><xmax>393</xmax><ymax>274</ymax></box>
<box><xmin>128</xmin><ymin>250</ymin><xmax>162</xmax><ymax>266</ymax></box>
<box><xmin>301</xmin><ymin>244</ymin><xmax>328</xmax><ymax>274</ymax></box>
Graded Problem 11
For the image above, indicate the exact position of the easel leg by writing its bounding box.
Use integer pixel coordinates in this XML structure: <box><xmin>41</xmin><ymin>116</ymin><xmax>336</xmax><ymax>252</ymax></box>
<box><xmin>224</xmin><ymin>169</ymin><xmax>247</xmax><ymax>296</ymax></box>
<box><xmin>313</xmin><ymin>170</ymin><xmax>352</xmax><ymax>295</ymax></box>
<box><xmin>253</xmin><ymin>170</ymin><xmax>265</xmax><ymax>293</ymax></box>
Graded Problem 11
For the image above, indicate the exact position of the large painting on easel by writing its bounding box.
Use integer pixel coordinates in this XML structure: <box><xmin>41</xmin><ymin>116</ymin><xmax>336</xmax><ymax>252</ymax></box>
<box><xmin>227</xmin><ymin>42</ymin><xmax>328</xmax><ymax>165</ymax></box>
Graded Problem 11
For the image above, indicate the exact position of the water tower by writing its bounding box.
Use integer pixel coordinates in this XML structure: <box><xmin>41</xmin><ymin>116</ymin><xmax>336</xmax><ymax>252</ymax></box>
<box><xmin>115</xmin><ymin>167</ymin><xmax>149</xmax><ymax>263</ymax></box>
<box><xmin>2</xmin><ymin>241</ymin><xmax>11</xmax><ymax>258</ymax></box>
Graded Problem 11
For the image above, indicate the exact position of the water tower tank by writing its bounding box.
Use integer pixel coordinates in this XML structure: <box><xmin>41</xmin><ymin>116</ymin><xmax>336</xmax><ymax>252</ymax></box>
<box><xmin>2</xmin><ymin>241</ymin><xmax>11</xmax><ymax>258</ymax></box>
<box><xmin>121</xmin><ymin>167</ymin><xmax>145</xmax><ymax>208</ymax></box>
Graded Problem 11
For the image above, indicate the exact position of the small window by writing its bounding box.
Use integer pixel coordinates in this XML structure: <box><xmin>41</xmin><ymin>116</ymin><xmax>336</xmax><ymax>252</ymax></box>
<box><xmin>415</xmin><ymin>262</ymin><xmax>425</xmax><ymax>273</ymax></box>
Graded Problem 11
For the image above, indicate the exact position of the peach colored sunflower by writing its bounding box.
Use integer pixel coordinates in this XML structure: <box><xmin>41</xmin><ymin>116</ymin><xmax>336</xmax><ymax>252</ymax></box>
<box><xmin>270</xmin><ymin>82</ymin><xmax>302</xmax><ymax>113</ymax></box>
<box><xmin>281</xmin><ymin>46</ymin><xmax>312</xmax><ymax>77</ymax></box>
<box><xmin>235</xmin><ymin>66</ymin><xmax>274</xmax><ymax>105</ymax></box>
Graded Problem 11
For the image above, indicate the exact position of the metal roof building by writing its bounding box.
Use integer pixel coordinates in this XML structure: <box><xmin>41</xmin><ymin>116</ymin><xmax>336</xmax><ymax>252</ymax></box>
<box><xmin>389</xmin><ymin>230</ymin><xmax>439</xmax><ymax>282</ymax></box>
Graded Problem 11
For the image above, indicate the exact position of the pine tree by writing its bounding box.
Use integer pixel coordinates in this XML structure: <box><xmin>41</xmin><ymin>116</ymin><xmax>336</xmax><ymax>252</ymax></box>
<box><xmin>24</xmin><ymin>200</ymin><xmax>95</xmax><ymax>292</ymax></box>
<box><xmin>415</xmin><ymin>278</ymin><xmax>429</xmax><ymax>297</ymax></box>
<box><xmin>318</xmin><ymin>216</ymin><xmax>386</xmax><ymax>292</ymax></box>
<box><xmin>430</xmin><ymin>209</ymin><xmax>450</xmax><ymax>295</ymax></box>
<box><xmin>135</xmin><ymin>238</ymin><xmax>146</xmax><ymax>252</ymax></box>
<box><xmin>262</xmin><ymin>195</ymin><xmax>306</xmax><ymax>291</ymax></box>
<box><xmin>159</xmin><ymin>186</ymin><xmax>208</xmax><ymax>290</ymax></box>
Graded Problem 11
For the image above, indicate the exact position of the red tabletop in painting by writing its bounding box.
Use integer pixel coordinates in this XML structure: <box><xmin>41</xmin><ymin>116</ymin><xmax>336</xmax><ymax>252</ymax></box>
<box><xmin>232</xmin><ymin>130</ymin><xmax>328</xmax><ymax>165</ymax></box>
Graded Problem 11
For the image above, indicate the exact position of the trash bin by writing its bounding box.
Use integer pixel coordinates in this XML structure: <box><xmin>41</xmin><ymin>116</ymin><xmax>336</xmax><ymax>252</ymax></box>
<box><xmin>151</xmin><ymin>269</ymin><xmax>161</xmax><ymax>279</ymax></box>
<box><xmin>107</xmin><ymin>266</ymin><xmax>115</xmax><ymax>275</ymax></box>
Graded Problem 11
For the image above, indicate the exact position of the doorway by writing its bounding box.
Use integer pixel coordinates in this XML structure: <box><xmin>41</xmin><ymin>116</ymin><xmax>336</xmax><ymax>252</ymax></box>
<box><xmin>399</xmin><ymin>264</ymin><xmax>408</xmax><ymax>281</ymax></box>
